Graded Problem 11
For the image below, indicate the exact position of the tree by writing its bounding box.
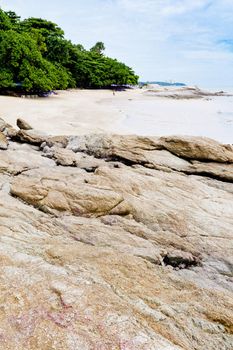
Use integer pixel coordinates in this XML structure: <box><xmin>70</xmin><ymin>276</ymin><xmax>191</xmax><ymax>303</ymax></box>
<box><xmin>5</xmin><ymin>11</ymin><xmax>20</xmax><ymax>25</ymax></box>
<box><xmin>90</xmin><ymin>42</ymin><xmax>105</xmax><ymax>55</ymax></box>
<box><xmin>0</xmin><ymin>69</ymin><xmax>14</xmax><ymax>89</ymax></box>
<box><xmin>20</xmin><ymin>17</ymin><xmax>64</xmax><ymax>38</ymax></box>
<box><xmin>0</xmin><ymin>9</ymin><xmax>12</xmax><ymax>30</ymax></box>
<box><xmin>0</xmin><ymin>9</ymin><xmax>138</xmax><ymax>93</ymax></box>
<box><xmin>0</xmin><ymin>30</ymin><xmax>70</xmax><ymax>91</ymax></box>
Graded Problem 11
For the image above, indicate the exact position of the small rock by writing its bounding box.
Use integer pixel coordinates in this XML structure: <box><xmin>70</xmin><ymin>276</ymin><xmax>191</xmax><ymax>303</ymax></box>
<box><xmin>0</xmin><ymin>118</ymin><xmax>8</xmax><ymax>132</ymax></box>
<box><xmin>17</xmin><ymin>118</ymin><xmax>33</xmax><ymax>130</ymax></box>
<box><xmin>14</xmin><ymin>129</ymin><xmax>47</xmax><ymax>145</ymax></box>
<box><xmin>6</xmin><ymin>127</ymin><xmax>17</xmax><ymax>138</ymax></box>
<box><xmin>0</xmin><ymin>118</ymin><xmax>17</xmax><ymax>138</ymax></box>
<box><xmin>0</xmin><ymin>131</ymin><xmax>8</xmax><ymax>150</ymax></box>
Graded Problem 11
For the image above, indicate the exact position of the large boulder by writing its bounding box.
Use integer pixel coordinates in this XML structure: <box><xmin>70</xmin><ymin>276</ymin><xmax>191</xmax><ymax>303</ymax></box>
<box><xmin>66</xmin><ymin>134</ymin><xmax>233</xmax><ymax>164</ymax></box>
<box><xmin>10</xmin><ymin>167</ymin><xmax>132</xmax><ymax>217</ymax></box>
<box><xmin>43</xmin><ymin>146</ymin><xmax>108</xmax><ymax>169</ymax></box>
<box><xmin>66</xmin><ymin>134</ymin><xmax>161</xmax><ymax>163</ymax></box>
<box><xmin>159</xmin><ymin>135</ymin><xmax>233</xmax><ymax>163</ymax></box>
<box><xmin>0</xmin><ymin>142</ymin><xmax>55</xmax><ymax>175</ymax></box>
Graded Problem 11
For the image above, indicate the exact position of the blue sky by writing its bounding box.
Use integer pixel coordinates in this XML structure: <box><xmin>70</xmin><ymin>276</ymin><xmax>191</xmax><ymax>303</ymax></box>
<box><xmin>1</xmin><ymin>0</ymin><xmax>233</xmax><ymax>87</ymax></box>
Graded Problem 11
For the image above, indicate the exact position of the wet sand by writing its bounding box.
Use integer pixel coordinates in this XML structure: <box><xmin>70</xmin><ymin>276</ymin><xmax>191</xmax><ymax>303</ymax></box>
<box><xmin>0</xmin><ymin>88</ymin><xmax>232</xmax><ymax>143</ymax></box>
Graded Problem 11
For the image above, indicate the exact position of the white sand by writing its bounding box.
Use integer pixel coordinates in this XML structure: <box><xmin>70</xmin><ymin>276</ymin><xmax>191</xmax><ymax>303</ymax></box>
<box><xmin>0</xmin><ymin>88</ymin><xmax>232</xmax><ymax>143</ymax></box>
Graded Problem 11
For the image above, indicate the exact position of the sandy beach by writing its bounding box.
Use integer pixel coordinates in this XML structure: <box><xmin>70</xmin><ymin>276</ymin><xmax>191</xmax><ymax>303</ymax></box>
<box><xmin>0</xmin><ymin>87</ymin><xmax>233</xmax><ymax>143</ymax></box>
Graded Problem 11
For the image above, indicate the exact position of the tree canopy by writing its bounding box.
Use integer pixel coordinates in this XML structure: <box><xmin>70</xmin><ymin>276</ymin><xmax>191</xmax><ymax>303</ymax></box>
<box><xmin>0</xmin><ymin>8</ymin><xmax>138</xmax><ymax>93</ymax></box>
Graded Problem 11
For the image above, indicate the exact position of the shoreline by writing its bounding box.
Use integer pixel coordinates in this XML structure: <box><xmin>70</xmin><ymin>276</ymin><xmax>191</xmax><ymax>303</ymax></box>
<box><xmin>0</xmin><ymin>87</ymin><xmax>232</xmax><ymax>143</ymax></box>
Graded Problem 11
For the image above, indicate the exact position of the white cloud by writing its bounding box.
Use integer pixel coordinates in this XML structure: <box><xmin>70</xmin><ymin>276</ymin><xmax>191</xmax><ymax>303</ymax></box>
<box><xmin>161</xmin><ymin>0</ymin><xmax>211</xmax><ymax>16</ymax></box>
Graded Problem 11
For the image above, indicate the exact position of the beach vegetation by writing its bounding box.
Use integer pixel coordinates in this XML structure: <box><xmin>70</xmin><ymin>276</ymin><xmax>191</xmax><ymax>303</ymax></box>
<box><xmin>0</xmin><ymin>8</ymin><xmax>138</xmax><ymax>93</ymax></box>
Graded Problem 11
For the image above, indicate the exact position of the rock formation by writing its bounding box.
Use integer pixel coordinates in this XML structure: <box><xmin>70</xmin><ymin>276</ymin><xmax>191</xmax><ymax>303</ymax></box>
<box><xmin>144</xmin><ymin>86</ymin><xmax>231</xmax><ymax>99</ymax></box>
<box><xmin>0</xmin><ymin>119</ymin><xmax>232</xmax><ymax>349</ymax></box>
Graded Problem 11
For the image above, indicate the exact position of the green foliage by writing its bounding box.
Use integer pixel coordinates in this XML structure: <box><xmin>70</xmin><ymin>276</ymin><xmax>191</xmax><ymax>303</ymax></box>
<box><xmin>5</xmin><ymin>11</ymin><xmax>20</xmax><ymax>25</ymax></box>
<box><xmin>90</xmin><ymin>41</ymin><xmax>105</xmax><ymax>55</ymax></box>
<box><xmin>0</xmin><ymin>30</ymin><xmax>70</xmax><ymax>91</ymax></box>
<box><xmin>0</xmin><ymin>8</ymin><xmax>138</xmax><ymax>93</ymax></box>
<box><xmin>0</xmin><ymin>8</ymin><xmax>12</xmax><ymax>30</ymax></box>
<box><xmin>20</xmin><ymin>17</ymin><xmax>64</xmax><ymax>38</ymax></box>
<box><xmin>0</xmin><ymin>69</ymin><xmax>14</xmax><ymax>88</ymax></box>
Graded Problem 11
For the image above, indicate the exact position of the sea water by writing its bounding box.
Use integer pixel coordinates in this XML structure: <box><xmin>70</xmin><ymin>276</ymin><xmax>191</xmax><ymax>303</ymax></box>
<box><xmin>112</xmin><ymin>90</ymin><xmax>233</xmax><ymax>144</ymax></box>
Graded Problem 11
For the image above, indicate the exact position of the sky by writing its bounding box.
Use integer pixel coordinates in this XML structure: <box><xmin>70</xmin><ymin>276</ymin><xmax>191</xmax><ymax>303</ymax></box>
<box><xmin>1</xmin><ymin>0</ymin><xmax>233</xmax><ymax>87</ymax></box>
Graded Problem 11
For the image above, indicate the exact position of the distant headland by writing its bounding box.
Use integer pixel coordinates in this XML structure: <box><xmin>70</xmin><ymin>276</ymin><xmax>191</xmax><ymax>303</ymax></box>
<box><xmin>139</xmin><ymin>81</ymin><xmax>186</xmax><ymax>87</ymax></box>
